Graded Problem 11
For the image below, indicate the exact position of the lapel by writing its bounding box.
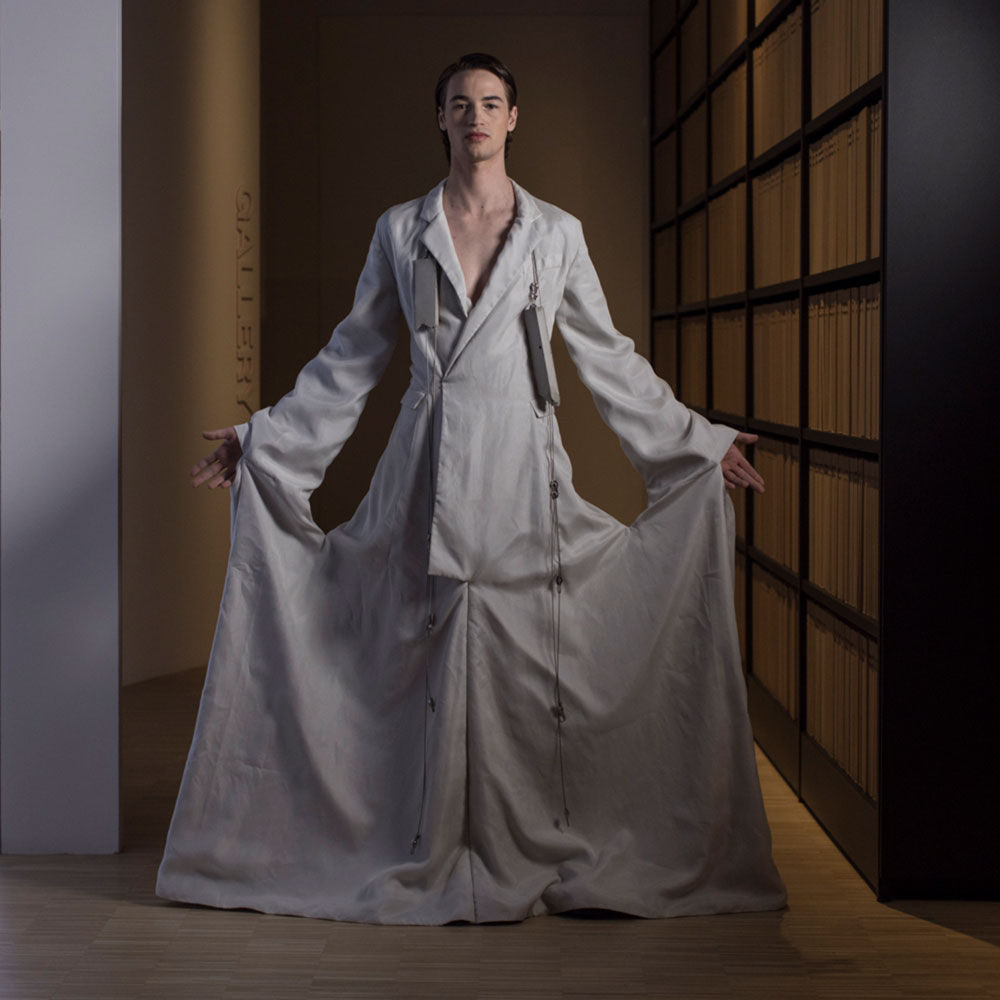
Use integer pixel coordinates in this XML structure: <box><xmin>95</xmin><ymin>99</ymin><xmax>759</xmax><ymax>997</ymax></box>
<box><xmin>416</xmin><ymin>177</ymin><xmax>544</xmax><ymax>376</ymax></box>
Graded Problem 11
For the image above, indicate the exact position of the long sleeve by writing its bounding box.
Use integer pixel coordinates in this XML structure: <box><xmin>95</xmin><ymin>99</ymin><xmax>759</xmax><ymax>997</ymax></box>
<box><xmin>554</xmin><ymin>219</ymin><xmax>737</xmax><ymax>502</ymax></box>
<box><xmin>237</xmin><ymin>214</ymin><xmax>402</xmax><ymax>492</ymax></box>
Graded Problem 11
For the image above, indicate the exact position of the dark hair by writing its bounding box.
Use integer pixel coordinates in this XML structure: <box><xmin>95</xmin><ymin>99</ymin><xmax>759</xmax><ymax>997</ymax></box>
<box><xmin>435</xmin><ymin>53</ymin><xmax>517</xmax><ymax>162</ymax></box>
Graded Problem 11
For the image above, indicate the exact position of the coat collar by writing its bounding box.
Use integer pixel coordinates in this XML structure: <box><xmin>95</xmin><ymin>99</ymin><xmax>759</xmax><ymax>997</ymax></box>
<box><xmin>417</xmin><ymin>177</ymin><xmax>544</xmax><ymax>375</ymax></box>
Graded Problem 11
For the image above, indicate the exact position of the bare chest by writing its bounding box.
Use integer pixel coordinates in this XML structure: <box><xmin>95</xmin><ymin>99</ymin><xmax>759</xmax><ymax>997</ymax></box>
<box><xmin>445</xmin><ymin>209</ymin><xmax>516</xmax><ymax>306</ymax></box>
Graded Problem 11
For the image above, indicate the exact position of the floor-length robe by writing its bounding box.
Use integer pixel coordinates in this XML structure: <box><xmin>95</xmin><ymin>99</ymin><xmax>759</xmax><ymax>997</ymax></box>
<box><xmin>155</xmin><ymin>178</ymin><xmax>787</xmax><ymax>924</ymax></box>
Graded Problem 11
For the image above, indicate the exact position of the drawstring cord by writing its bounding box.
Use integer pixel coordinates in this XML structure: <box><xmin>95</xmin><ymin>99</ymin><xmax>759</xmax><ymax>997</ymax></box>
<box><xmin>547</xmin><ymin>413</ymin><xmax>569</xmax><ymax>829</ymax></box>
<box><xmin>535</xmin><ymin>257</ymin><xmax>570</xmax><ymax>831</ymax></box>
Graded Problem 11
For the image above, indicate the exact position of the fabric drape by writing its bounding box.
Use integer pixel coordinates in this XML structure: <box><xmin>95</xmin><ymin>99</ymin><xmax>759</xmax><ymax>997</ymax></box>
<box><xmin>155</xmin><ymin>179</ymin><xmax>787</xmax><ymax>924</ymax></box>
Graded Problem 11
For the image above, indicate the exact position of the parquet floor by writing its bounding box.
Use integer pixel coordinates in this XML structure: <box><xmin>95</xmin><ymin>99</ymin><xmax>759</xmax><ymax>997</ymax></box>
<box><xmin>0</xmin><ymin>667</ymin><xmax>997</xmax><ymax>999</ymax></box>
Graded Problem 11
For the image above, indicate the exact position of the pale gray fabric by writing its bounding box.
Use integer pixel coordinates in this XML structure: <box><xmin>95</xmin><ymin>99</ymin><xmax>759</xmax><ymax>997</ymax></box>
<box><xmin>155</xmin><ymin>179</ymin><xmax>787</xmax><ymax>924</ymax></box>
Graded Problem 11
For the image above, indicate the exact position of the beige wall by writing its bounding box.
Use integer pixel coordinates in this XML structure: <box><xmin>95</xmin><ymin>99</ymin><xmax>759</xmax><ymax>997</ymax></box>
<box><xmin>263</xmin><ymin>3</ymin><xmax>649</xmax><ymax>529</ymax></box>
<box><xmin>122</xmin><ymin>0</ymin><xmax>260</xmax><ymax>684</ymax></box>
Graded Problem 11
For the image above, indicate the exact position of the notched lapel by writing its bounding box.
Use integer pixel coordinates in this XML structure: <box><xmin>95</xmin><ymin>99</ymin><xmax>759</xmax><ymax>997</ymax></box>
<box><xmin>415</xmin><ymin>181</ymin><xmax>468</xmax><ymax>318</ymax></box>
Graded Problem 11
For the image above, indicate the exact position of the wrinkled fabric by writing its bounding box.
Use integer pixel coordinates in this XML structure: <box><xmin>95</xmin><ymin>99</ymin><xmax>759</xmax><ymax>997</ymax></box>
<box><xmin>155</xmin><ymin>179</ymin><xmax>787</xmax><ymax>924</ymax></box>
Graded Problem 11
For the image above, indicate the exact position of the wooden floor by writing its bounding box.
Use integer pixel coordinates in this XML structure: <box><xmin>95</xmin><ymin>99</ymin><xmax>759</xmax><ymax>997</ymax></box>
<box><xmin>1</xmin><ymin>668</ymin><xmax>997</xmax><ymax>999</ymax></box>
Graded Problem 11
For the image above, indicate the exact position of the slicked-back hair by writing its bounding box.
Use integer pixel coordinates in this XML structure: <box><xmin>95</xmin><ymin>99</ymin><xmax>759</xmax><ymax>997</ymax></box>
<box><xmin>435</xmin><ymin>53</ymin><xmax>517</xmax><ymax>163</ymax></box>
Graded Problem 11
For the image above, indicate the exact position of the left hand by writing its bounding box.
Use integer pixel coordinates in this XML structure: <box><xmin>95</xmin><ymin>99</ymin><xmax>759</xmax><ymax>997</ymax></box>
<box><xmin>721</xmin><ymin>432</ymin><xmax>765</xmax><ymax>493</ymax></box>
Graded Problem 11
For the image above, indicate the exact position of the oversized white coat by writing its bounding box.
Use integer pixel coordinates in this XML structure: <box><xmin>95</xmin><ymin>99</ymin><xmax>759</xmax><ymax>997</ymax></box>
<box><xmin>156</xmin><ymin>179</ymin><xmax>787</xmax><ymax>924</ymax></box>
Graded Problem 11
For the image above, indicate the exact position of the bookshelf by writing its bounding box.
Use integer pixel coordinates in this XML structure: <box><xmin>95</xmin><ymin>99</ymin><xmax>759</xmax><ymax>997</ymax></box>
<box><xmin>649</xmin><ymin>0</ymin><xmax>1000</xmax><ymax>898</ymax></box>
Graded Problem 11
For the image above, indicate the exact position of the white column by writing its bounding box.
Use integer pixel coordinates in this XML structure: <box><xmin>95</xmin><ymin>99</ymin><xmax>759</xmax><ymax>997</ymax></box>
<box><xmin>0</xmin><ymin>0</ymin><xmax>121</xmax><ymax>852</ymax></box>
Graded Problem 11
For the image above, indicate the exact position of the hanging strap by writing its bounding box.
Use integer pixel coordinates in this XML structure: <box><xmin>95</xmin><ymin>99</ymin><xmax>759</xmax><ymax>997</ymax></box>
<box><xmin>531</xmin><ymin>251</ymin><xmax>569</xmax><ymax>829</ymax></box>
<box><xmin>547</xmin><ymin>412</ymin><xmax>570</xmax><ymax>830</ymax></box>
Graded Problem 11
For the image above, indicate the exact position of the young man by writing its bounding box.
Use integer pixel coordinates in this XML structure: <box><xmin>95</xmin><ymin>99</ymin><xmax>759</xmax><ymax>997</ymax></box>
<box><xmin>160</xmin><ymin>53</ymin><xmax>785</xmax><ymax>924</ymax></box>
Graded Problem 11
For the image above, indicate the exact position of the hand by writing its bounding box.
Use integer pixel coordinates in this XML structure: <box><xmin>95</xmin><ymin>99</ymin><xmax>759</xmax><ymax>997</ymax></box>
<box><xmin>721</xmin><ymin>432</ymin><xmax>765</xmax><ymax>493</ymax></box>
<box><xmin>190</xmin><ymin>427</ymin><xmax>242</xmax><ymax>489</ymax></box>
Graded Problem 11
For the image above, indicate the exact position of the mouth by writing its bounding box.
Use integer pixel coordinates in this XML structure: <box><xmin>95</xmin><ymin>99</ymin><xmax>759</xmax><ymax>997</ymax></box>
<box><xmin>466</xmin><ymin>132</ymin><xmax>489</xmax><ymax>141</ymax></box>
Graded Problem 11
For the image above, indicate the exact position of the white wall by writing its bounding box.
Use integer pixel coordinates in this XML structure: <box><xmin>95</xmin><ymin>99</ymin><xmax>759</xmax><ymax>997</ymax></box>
<box><xmin>0</xmin><ymin>0</ymin><xmax>122</xmax><ymax>852</ymax></box>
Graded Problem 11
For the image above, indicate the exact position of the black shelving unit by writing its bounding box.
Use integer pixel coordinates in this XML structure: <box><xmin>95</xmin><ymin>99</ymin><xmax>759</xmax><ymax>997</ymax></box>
<box><xmin>649</xmin><ymin>0</ymin><xmax>1000</xmax><ymax>899</ymax></box>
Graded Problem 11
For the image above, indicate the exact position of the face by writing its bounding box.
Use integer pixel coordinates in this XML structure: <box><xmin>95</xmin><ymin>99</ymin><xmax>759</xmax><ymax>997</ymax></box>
<box><xmin>437</xmin><ymin>68</ymin><xmax>517</xmax><ymax>165</ymax></box>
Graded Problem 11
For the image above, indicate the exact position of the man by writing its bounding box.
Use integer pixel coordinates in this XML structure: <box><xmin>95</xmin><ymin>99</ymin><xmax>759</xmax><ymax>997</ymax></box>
<box><xmin>161</xmin><ymin>53</ymin><xmax>785</xmax><ymax>924</ymax></box>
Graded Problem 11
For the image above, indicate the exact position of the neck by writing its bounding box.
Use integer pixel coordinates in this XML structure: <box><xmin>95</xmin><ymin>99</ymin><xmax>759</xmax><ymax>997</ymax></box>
<box><xmin>443</xmin><ymin>155</ymin><xmax>513</xmax><ymax>215</ymax></box>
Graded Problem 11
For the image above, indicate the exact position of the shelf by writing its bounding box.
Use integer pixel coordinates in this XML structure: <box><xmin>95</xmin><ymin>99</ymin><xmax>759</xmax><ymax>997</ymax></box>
<box><xmin>805</xmin><ymin>75</ymin><xmax>884</xmax><ymax>141</ymax></box>
<box><xmin>746</xmin><ymin>279</ymin><xmax>800</xmax><ymax>303</ymax></box>
<box><xmin>676</xmin><ymin>300</ymin><xmax>709</xmax><ymax>316</ymax></box>
<box><xmin>709</xmin><ymin>43</ymin><xmax>746</xmax><ymax>90</ymax></box>
<box><xmin>748</xmin><ymin>132</ymin><xmax>801</xmax><ymax>178</ymax></box>
<box><xmin>803</xmin><ymin>259</ymin><xmax>882</xmax><ymax>291</ymax></box>
<box><xmin>747</xmin><ymin>674</ymin><xmax>800</xmax><ymax>792</ymax></box>
<box><xmin>707</xmin><ymin>407</ymin><xmax>747</xmax><ymax>427</ymax></box>
<box><xmin>748</xmin><ymin>0</ymin><xmax>801</xmax><ymax>48</ymax></box>
<box><xmin>802</xmin><ymin>428</ymin><xmax>880</xmax><ymax>457</ymax></box>
<box><xmin>650</xmin><ymin>0</ymin><xmax>1000</xmax><ymax>901</ymax></box>
<box><xmin>746</xmin><ymin>418</ymin><xmax>800</xmax><ymax>441</ymax></box>
<box><xmin>800</xmin><ymin>734</ymin><xmax>878</xmax><ymax>888</ymax></box>
<box><xmin>708</xmin><ymin>167</ymin><xmax>749</xmax><ymax>200</ymax></box>
<box><xmin>801</xmin><ymin>582</ymin><xmax>879</xmax><ymax>640</ymax></box>
<box><xmin>747</xmin><ymin>546</ymin><xmax>799</xmax><ymax>590</ymax></box>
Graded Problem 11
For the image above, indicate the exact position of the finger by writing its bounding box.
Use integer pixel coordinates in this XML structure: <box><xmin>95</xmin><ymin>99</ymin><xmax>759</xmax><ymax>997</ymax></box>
<box><xmin>207</xmin><ymin>468</ymin><xmax>231</xmax><ymax>490</ymax></box>
<box><xmin>734</xmin><ymin>431</ymin><xmax>758</xmax><ymax>446</ymax></box>
<box><xmin>202</xmin><ymin>428</ymin><xmax>233</xmax><ymax>442</ymax></box>
<box><xmin>191</xmin><ymin>459</ymin><xmax>224</xmax><ymax>487</ymax></box>
<box><xmin>734</xmin><ymin>453</ymin><xmax>766</xmax><ymax>488</ymax></box>
<box><xmin>189</xmin><ymin>453</ymin><xmax>219</xmax><ymax>478</ymax></box>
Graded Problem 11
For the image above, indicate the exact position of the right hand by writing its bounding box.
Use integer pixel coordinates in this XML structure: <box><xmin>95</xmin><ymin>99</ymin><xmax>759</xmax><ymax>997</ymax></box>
<box><xmin>190</xmin><ymin>427</ymin><xmax>242</xmax><ymax>489</ymax></box>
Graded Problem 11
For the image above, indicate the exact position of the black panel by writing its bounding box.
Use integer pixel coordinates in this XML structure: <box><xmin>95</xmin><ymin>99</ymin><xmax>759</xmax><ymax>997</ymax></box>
<box><xmin>881</xmin><ymin>0</ymin><xmax>1000</xmax><ymax>897</ymax></box>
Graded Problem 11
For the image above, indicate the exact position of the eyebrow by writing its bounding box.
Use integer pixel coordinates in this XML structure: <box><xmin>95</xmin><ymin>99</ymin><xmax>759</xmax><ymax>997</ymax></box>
<box><xmin>448</xmin><ymin>93</ymin><xmax>504</xmax><ymax>103</ymax></box>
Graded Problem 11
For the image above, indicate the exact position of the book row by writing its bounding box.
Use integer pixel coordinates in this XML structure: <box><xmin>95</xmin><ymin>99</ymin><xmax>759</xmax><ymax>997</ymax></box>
<box><xmin>805</xmin><ymin>600</ymin><xmax>879</xmax><ymax>798</ymax></box>
<box><xmin>710</xmin><ymin>0</ymin><xmax>749</xmax><ymax>76</ymax></box>
<box><xmin>712</xmin><ymin>61</ymin><xmax>747</xmax><ymax>183</ymax></box>
<box><xmin>755</xmin><ymin>0</ymin><xmax>783</xmax><ymax>24</ymax></box>
<box><xmin>752</xmin><ymin>155</ymin><xmax>801</xmax><ymax>287</ymax></box>
<box><xmin>810</xmin><ymin>0</ymin><xmax>884</xmax><ymax>119</ymax></box>
<box><xmin>653</xmin><ymin>106</ymin><xmax>881</xmax><ymax>309</ymax></box>
<box><xmin>654</xmin><ymin>290</ymin><xmax>879</xmax><ymax>446</ymax></box>
<box><xmin>652</xmin><ymin>317</ymin><xmax>679</xmax><ymax>392</ymax></box>
<box><xmin>652</xmin><ymin>34</ymin><xmax>678</xmax><ymax>136</ymax></box>
<box><xmin>653</xmin><ymin>0</ymin><xmax>884</xmax><ymax>151</ymax></box>
<box><xmin>709</xmin><ymin>183</ymin><xmax>748</xmax><ymax>297</ymax></box>
<box><xmin>752</xmin><ymin>438</ymin><xmax>800</xmax><ymax>573</ymax></box>
<box><xmin>680</xmin><ymin>210</ymin><xmax>708</xmax><ymax>304</ymax></box>
<box><xmin>680</xmin><ymin>0</ymin><xmax>708</xmax><ymax>107</ymax></box>
<box><xmin>680</xmin><ymin>316</ymin><xmax>708</xmax><ymax>409</ymax></box>
<box><xmin>809</xmin><ymin>450</ymin><xmax>879</xmax><ymax>618</ymax></box>
<box><xmin>808</xmin><ymin>284</ymin><xmax>881</xmax><ymax>439</ymax></box>
<box><xmin>753</xmin><ymin>4</ymin><xmax>803</xmax><ymax>156</ymax></box>
<box><xmin>753</xmin><ymin>300</ymin><xmax>800</xmax><ymax>426</ymax></box>
<box><xmin>681</xmin><ymin>101</ymin><xmax>708</xmax><ymax>204</ymax></box>
<box><xmin>809</xmin><ymin>100</ymin><xmax>883</xmax><ymax>272</ymax></box>
<box><xmin>712</xmin><ymin>308</ymin><xmax>747</xmax><ymax>416</ymax></box>
<box><xmin>653</xmin><ymin>131</ymin><xmax>678</xmax><ymax>221</ymax></box>
<box><xmin>751</xmin><ymin>567</ymin><xmax>799</xmax><ymax>718</ymax></box>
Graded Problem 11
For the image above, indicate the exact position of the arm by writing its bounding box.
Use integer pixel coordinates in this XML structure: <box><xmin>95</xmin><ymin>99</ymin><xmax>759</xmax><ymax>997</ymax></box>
<box><xmin>554</xmin><ymin>220</ymin><xmax>762</xmax><ymax>499</ymax></box>
<box><xmin>230</xmin><ymin>215</ymin><xmax>402</xmax><ymax>492</ymax></box>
